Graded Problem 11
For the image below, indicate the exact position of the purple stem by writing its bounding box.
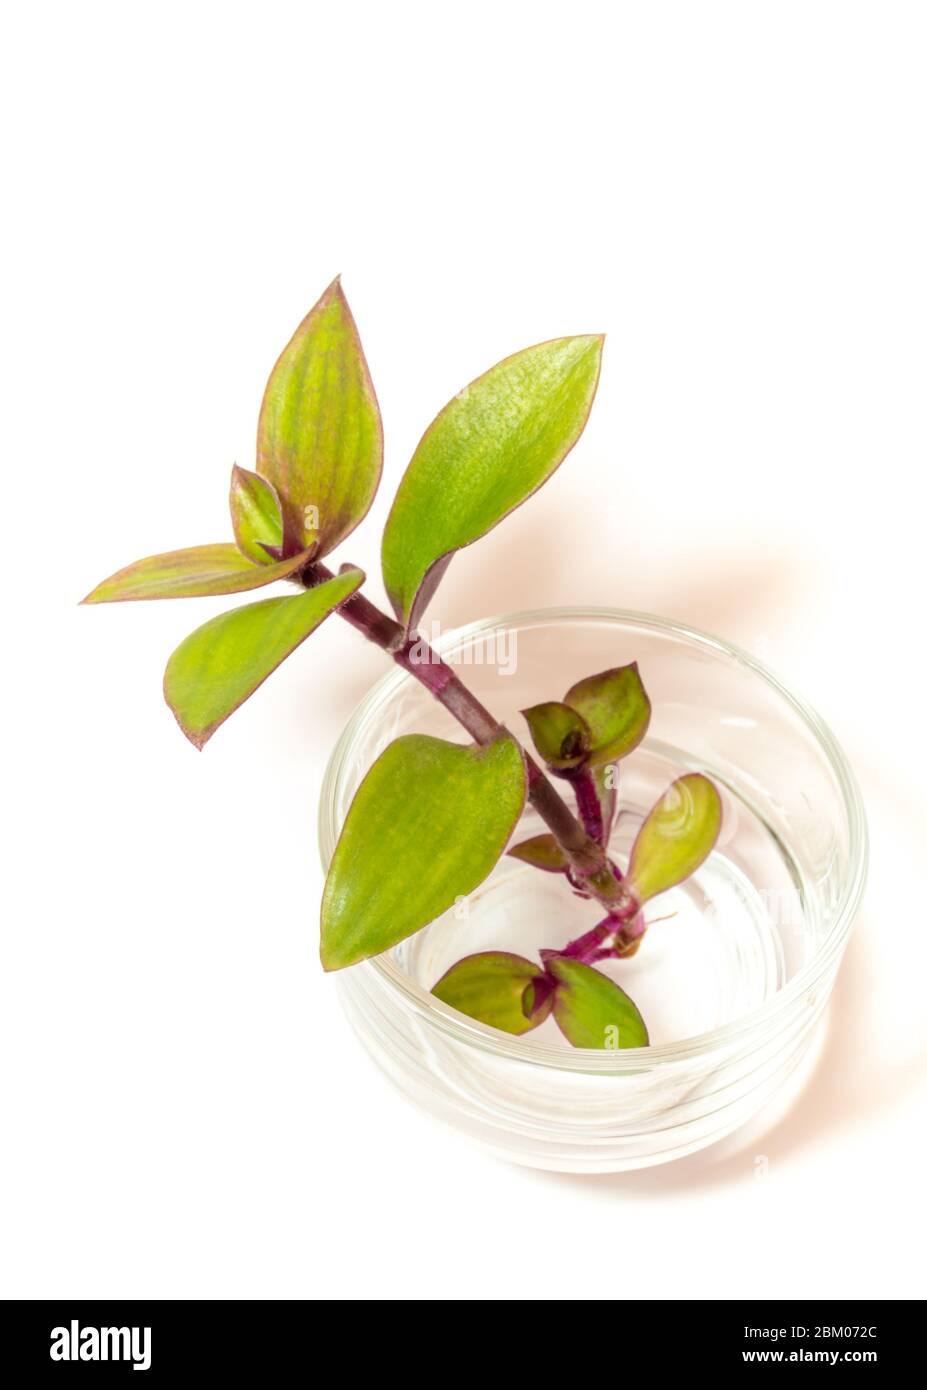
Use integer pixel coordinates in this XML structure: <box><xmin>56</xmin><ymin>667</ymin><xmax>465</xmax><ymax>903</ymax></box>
<box><xmin>558</xmin><ymin>909</ymin><xmax>646</xmax><ymax>964</ymax></box>
<box><xmin>307</xmin><ymin>561</ymin><xmax>634</xmax><ymax>916</ymax></box>
<box><xmin>563</xmin><ymin>767</ymin><xmax>604</xmax><ymax>844</ymax></box>
<box><xmin>557</xmin><ymin>920</ymin><xmax>612</xmax><ymax>961</ymax></box>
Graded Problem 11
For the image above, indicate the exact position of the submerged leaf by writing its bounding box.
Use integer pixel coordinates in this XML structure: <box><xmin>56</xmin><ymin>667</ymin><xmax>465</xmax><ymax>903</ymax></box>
<box><xmin>81</xmin><ymin>543</ymin><xmax>314</xmax><ymax>603</ymax></box>
<box><xmin>381</xmin><ymin>335</ymin><xmax>604</xmax><ymax>630</ymax></box>
<box><xmin>164</xmin><ymin>568</ymin><xmax>365</xmax><ymax>748</ymax></box>
<box><xmin>229</xmin><ymin>464</ymin><xmax>284</xmax><ymax>563</ymax></box>
<box><xmin>626</xmin><ymin>773</ymin><xmax>722</xmax><ymax>904</ymax></box>
<box><xmin>432</xmin><ymin>952</ymin><xmax>551</xmax><ymax>1035</ymax></box>
<box><xmin>507</xmin><ymin>834</ymin><xmax>569</xmax><ymax>873</ymax></box>
<box><xmin>257</xmin><ymin>277</ymin><xmax>382</xmax><ymax>558</ymax></box>
<box><xmin>563</xmin><ymin>664</ymin><xmax>651</xmax><ymax>767</ymax></box>
<box><xmin>321</xmin><ymin>733</ymin><xmax>526</xmax><ymax>970</ymax></box>
<box><xmin>548</xmin><ymin>956</ymin><xmax>648</xmax><ymax>1049</ymax></box>
<box><xmin>522</xmin><ymin>702</ymin><xmax>591</xmax><ymax>770</ymax></box>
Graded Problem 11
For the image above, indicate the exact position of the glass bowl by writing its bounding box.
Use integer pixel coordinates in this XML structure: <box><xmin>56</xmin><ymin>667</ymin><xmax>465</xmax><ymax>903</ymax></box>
<box><xmin>318</xmin><ymin>609</ymin><xmax>867</xmax><ymax>1173</ymax></box>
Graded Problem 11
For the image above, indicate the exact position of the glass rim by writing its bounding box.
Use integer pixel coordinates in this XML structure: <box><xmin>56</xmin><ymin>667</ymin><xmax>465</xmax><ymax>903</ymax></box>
<box><xmin>318</xmin><ymin>605</ymin><xmax>868</xmax><ymax>1072</ymax></box>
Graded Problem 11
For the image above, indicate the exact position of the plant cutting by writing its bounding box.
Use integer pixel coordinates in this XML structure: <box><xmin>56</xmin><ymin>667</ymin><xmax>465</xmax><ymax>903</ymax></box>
<box><xmin>83</xmin><ymin>276</ymin><xmax>722</xmax><ymax>1051</ymax></box>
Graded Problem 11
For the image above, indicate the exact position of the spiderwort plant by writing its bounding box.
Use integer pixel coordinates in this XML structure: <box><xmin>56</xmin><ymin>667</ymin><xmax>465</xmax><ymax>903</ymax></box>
<box><xmin>83</xmin><ymin>277</ymin><xmax>722</xmax><ymax>1049</ymax></box>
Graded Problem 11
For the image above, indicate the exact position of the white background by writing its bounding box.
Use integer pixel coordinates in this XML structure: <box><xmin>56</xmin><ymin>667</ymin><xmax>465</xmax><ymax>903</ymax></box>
<box><xmin>3</xmin><ymin>2</ymin><xmax>925</xmax><ymax>1300</ymax></box>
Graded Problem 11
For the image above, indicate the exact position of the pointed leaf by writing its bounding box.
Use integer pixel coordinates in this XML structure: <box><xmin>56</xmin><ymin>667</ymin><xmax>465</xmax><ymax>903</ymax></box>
<box><xmin>564</xmin><ymin>663</ymin><xmax>651</xmax><ymax>767</ymax></box>
<box><xmin>548</xmin><ymin>956</ymin><xmax>648</xmax><ymax>1049</ymax></box>
<box><xmin>229</xmin><ymin>464</ymin><xmax>284</xmax><ymax>563</ymax></box>
<box><xmin>626</xmin><ymin>774</ymin><xmax>722</xmax><ymax>904</ymax></box>
<box><xmin>381</xmin><ymin>335</ymin><xmax>604</xmax><ymax>629</ymax></box>
<box><xmin>321</xmin><ymin>732</ymin><xmax>526</xmax><ymax>970</ymax></box>
<box><xmin>507</xmin><ymin>833</ymin><xmax>569</xmax><ymax>873</ymax></box>
<box><xmin>432</xmin><ymin>952</ymin><xmax>551</xmax><ymax>1035</ymax></box>
<box><xmin>81</xmin><ymin>543</ymin><xmax>314</xmax><ymax>603</ymax></box>
<box><xmin>257</xmin><ymin>277</ymin><xmax>382</xmax><ymax>558</ymax></box>
<box><xmin>522</xmin><ymin>702</ymin><xmax>591</xmax><ymax>770</ymax></box>
<box><xmin>164</xmin><ymin>568</ymin><xmax>364</xmax><ymax>748</ymax></box>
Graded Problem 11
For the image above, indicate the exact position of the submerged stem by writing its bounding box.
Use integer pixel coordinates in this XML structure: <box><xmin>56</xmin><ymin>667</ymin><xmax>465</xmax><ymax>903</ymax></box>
<box><xmin>559</xmin><ymin>909</ymin><xmax>646</xmax><ymax>964</ymax></box>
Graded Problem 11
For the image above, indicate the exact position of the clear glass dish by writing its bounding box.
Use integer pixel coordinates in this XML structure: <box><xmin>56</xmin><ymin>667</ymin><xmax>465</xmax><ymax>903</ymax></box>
<box><xmin>318</xmin><ymin>609</ymin><xmax>867</xmax><ymax>1173</ymax></box>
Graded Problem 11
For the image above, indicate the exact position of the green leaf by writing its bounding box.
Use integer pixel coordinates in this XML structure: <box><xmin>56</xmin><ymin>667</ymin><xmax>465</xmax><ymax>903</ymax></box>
<box><xmin>257</xmin><ymin>277</ymin><xmax>382</xmax><ymax>558</ymax></box>
<box><xmin>626</xmin><ymin>773</ymin><xmax>722</xmax><ymax>904</ymax></box>
<box><xmin>321</xmin><ymin>732</ymin><xmax>526</xmax><ymax>971</ymax></box>
<box><xmin>432</xmin><ymin>952</ymin><xmax>551</xmax><ymax>1035</ymax></box>
<box><xmin>564</xmin><ymin>663</ymin><xmax>651</xmax><ymax>767</ymax></box>
<box><xmin>81</xmin><ymin>543</ymin><xmax>314</xmax><ymax>603</ymax></box>
<box><xmin>381</xmin><ymin>334</ymin><xmax>604</xmax><ymax>630</ymax></box>
<box><xmin>548</xmin><ymin>956</ymin><xmax>648</xmax><ymax>1049</ymax></box>
<box><xmin>229</xmin><ymin>464</ymin><xmax>284</xmax><ymax>563</ymax></box>
<box><xmin>507</xmin><ymin>833</ymin><xmax>569</xmax><ymax>873</ymax></box>
<box><xmin>163</xmin><ymin>568</ymin><xmax>364</xmax><ymax>748</ymax></box>
<box><xmin>521</xmin><ymin>701</ymin><xmax>591</xmax><ymax>770</ymax></box>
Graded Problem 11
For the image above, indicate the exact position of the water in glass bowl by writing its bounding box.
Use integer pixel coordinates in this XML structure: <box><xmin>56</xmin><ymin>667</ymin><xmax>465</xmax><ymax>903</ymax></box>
<box><xmin>392</xmin><ymin>737</ymin><xmax>816</xmax><ymax>1047</ymax></box>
